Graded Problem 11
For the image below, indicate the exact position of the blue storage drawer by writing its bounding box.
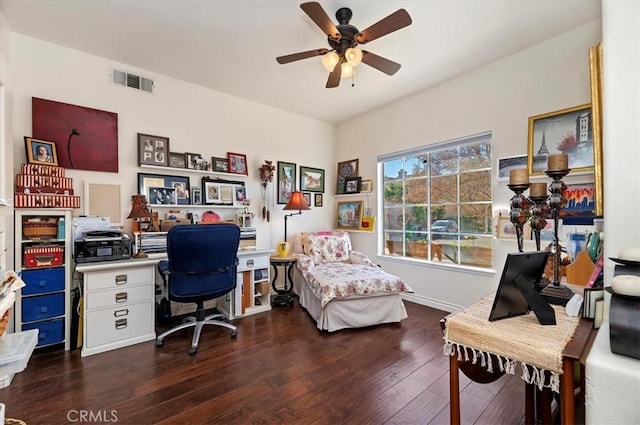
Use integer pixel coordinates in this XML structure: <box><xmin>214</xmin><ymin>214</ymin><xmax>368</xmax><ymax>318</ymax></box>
<box><xmin>21</xmin><ymin>293</ymin><xmax>65</xmax><ymax>322</ymax></box>
<box><xmin>23</xmin><ymin>318</ymin><xmax>65</xmax><ymax>347</ymax></box>
<box><xmin>21</xmin><ymin>268</ymin><xmax>65</xmax><ymax>295</ymax></box>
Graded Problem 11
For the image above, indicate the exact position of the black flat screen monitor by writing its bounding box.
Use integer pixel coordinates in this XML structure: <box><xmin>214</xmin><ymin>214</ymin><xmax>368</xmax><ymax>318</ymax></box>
<box><xmin>489</xmin><ymin>251</ymin><xmax>550</xmax><ymax>322</ymax></box>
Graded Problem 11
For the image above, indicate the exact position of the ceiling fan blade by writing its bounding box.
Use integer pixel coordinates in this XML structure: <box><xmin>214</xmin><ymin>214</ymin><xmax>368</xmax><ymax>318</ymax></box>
<box><xmin>276</xmin><ymin>48</ymin><xmax>328</xmax><ymax>64</ymax></box>
<box><xmin>355</xmin><ymin>9</ymin><xmax>412</xmax><ymax>45</ymax></box>
<box><xmin>326</xmin><ymin>60</ymin><xmax>342</xmax><ymax>88</ymax></box>
<box><xmin>361</xmin><ymin>51</ymin><xmax>401</xmax><ymax>75</ymax></box>
<box><xmin>300</xmin><ymin>2</ymin><xmax>341</xmax><ymax>41</ymax></box>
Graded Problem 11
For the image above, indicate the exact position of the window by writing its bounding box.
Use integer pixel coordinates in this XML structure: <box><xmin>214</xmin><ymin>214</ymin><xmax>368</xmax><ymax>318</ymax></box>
<box><xmin>379</xmin><ymin>132</ymin><xmax>493</xmax><ymax>269</ymax></box>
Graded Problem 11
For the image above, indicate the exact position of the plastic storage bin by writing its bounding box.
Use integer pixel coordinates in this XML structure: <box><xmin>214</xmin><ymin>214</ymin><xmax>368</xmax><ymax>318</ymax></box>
<box><xmin>0</xmin><ymin>329</ymin><xmax>39</xmax><ymax>388</ymax></box>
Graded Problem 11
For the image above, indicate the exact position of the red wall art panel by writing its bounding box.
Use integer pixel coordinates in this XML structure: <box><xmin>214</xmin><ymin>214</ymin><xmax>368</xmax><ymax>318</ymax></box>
<box><xmin>32</xmin><ymin>97</ymin><xmax>118</xmax><ymax>172</ymax></box>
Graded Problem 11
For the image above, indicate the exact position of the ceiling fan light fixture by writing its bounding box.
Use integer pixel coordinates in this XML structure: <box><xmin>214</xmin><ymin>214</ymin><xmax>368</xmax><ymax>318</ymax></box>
<box><xmin>321</xmin><ymin>51</ymin><xmax>340</xmax><ymax>72</ymax></box>
<box><xmin>341</xmin><ymin>62</ymin><xmax>355</xmax><ymax>78</ymax></box>
<box><xmin>345</xmin><ymin>47</ymin><xmax>363</xmax><ymax>67</ymax></box>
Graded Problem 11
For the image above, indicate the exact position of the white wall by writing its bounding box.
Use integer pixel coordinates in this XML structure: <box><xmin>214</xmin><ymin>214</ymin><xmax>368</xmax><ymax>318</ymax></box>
<box><xmin>9</xmin><ymin>34</ymin><xmax>337</xmax><ymax>249</ymax></box>
<box><xmin>337</xmin><ymin>21</ymin><xmax>602</xmax><ymax>310</ymax></box>
<box><xmin>0</xmin><ymin>10</ymin><xmax>14</xmax><ymax>278</ymax></box>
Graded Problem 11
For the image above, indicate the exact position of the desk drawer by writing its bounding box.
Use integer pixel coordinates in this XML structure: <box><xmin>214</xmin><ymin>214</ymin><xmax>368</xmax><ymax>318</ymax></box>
<box><xmin>21</xmin><ymin>268</ymin><xmax>65</xmax><ymax>295</ymax></box>
<box><xmin>85</xmin><ymin>301</ymin><xmax>154</xmax><ymax>348</ymax></box>
<box><xmin>23</xmin><ymin>318</ymin><xmax>65</xmax><ymax>347</ymax></box>
<box><xmin>238</xmin><ymin>254</ymin><xmax>269</xmax><ymax>271</ymax></box>
<box><xmin>85</xmin><ymin>284</ymin><xmax>152</xmax><ymax>310</ymax></box>
<box><xmin>85</xmin><ymin>266</ymin><xmax>154</xmax><ymax>291</ymax></box>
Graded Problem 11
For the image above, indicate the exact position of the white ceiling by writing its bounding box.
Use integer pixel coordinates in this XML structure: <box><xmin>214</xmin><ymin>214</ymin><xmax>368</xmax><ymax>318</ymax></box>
<box><xmin>0</xmin><ymin>0</ymin><xmax>601</xmax><ymax>124</ymax></box>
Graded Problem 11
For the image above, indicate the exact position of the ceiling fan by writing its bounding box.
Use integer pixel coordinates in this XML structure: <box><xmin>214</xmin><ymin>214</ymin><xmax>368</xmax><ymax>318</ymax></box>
<box><xmin>276</xmin><ymin>2</ymin><xmax>412</xmax><ymax>88</ymax></box>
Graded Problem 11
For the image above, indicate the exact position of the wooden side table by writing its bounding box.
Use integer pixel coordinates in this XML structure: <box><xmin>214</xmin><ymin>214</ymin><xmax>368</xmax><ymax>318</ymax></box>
<box><xmin>270</xmin><ymin>255</ymin><xmax>296</xmax><ymax>306</ymax></box>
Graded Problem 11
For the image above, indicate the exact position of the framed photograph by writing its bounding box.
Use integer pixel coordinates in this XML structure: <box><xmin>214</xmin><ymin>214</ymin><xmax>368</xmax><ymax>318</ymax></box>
<box><xmin>137</xmin><ymin>173</ymin><xmax>189</xmax><ymax>206</ymax></box>
<box><xmin>314</xmin><ymin>193</ymin><xmax>323</xmax><ymax>207</ymax></box>
<box><xmin>302</xmin><ymin>192</ymin><xmax>311</xmax><ymax>207</ymax></box>
<box><xmin>191</xmin><ymin>187</ymin><xmax>202</xmax><ymax>205</ymax></box>
<box><xmin>211</xmin><ymin>156</ymin><xmax>229</xmax><ymax>173</ymax></box>
<box><xmin>148</xmin><ymin>187</ymin><xmax>176</xmax><ymax>205</ymax></box>
<box><xmin>496</xmin><ymin>217</ymin><xmax>532</xmax><ymax>240</ymax></box>
<box><xmin>24</xmin><ymin>137</ymin><xmax>58</xmax><ymax>166</ymax></box>
<box><xmin>360</xmin><ymin>179</ymin><xmax>373</xmax><ymax>193</ymax></box>
<box><xmin>227</xmin><ymin>152</ymin><xmax>248</xmax><ymax>175</ymax></box>
<box><xmin>336</xmin><ymin>158</ymin><xmax>359</xmax><ymax>194</ymax></box>
<box><xmin>344</xmin><ymin>177</ymin><xmax>361</xmax><ymax>194</ymax></box>
<box><xmin>185</xmin><ymin>152</ymin><xmax>207</xmax><ymax>170</ymax></box>
<box><xmin>277</xmin><ymin>161</ymin><xmax>296</xmax><ymax>204</ymax></box>
<box><xmin>202</xmin><ymin>177</ymin><xmax>245</xmax><ymax>206</ymax></box>
<box><xmin>336</xmin><ymin>200</ymin><xmax>364</xmax><ymax>231</ymax></box>
<box><xmin>497</xmin><ymin>155</ymin><xmax>528</xmax><ymax>181</ymax></box>
<box><xmin>299</xmin><ymin>166</ymin><xmax>325</xmax><ymax>193</ymax></box>
<box><xmin>138</xmin><ymin>133</ymin><xmax>169</xmax><ymax>167</ymax></box>
<box><xmin>527</xmin><ymin>104</ymin><xmax>593</xmax><ymax>176</ymax></box>
<box><xmin>169</xmin><ymin>152</ymin><xmax>186</xmax><ymax>168</ymax></box>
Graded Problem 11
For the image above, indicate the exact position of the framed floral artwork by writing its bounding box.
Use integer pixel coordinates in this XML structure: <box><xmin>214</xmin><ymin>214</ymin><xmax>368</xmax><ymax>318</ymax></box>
<box><xmin>336</xmin><ymin>158</ymin><xmax>358</xmax><ymax>194</ymax></box>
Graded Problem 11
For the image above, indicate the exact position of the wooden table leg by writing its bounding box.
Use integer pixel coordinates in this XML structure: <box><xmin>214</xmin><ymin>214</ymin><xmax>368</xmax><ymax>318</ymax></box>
<box><xmin>449</xmin><ymin>350</ymin><xmax>461</xmax><ymax>425</ymax></box>
<box><xmin>541</xmin><ymin>388</ymin><xmax>553</xmax><ymax>424</ymax></box>
<box><xmin>560</xmin><ymin>359</ymin><xmax>575</xmax><ymax>425</ymax></box>
<box><xmin>525</xmin><ymin>384</ymin><xmax>535</xmax><ymax>425</ymax></box>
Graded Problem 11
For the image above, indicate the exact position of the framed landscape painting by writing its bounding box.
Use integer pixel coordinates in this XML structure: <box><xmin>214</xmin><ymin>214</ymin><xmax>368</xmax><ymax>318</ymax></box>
<box><xmin>299</xmin><ymin>166</ymin><xmax>325</xmax><ymax>193</ymax></box>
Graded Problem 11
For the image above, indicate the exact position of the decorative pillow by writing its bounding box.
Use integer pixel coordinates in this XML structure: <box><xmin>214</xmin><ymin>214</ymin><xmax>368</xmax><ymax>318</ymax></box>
<box><xmin>302</xmin><ymin>231</ymin><xmax>351</xmax><ymax>263</ymax></box>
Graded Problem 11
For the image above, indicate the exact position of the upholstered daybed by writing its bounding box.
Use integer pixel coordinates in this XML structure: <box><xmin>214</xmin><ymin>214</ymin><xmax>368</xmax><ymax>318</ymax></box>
<box><xmin>291</xmin><ymin>231</ymin><xmax>413</xmax><ymax>332</ymax></box>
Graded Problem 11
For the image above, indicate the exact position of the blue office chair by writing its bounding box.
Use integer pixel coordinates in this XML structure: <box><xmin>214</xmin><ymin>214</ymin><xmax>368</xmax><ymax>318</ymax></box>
<box><xmin>155</xmin><ymin>223</ymin><xmax>241</xmax><ymax>355</ymax></box>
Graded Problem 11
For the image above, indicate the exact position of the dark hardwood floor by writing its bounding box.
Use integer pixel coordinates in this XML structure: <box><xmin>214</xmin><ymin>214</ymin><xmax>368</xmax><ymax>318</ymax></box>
<box><xmin>1</xmin><ymin>300</ymin><xmax>529</xmax><ymax>424</ymax></box>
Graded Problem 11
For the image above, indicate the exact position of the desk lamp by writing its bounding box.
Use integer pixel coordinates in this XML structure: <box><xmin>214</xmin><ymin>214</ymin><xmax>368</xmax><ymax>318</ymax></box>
<box><xmin>127</xmin><ymin>194</ymin><xmax>152</xmax><ymax>258</ymax></box>
<box><xmin>279</xmin><ymin>191</ymin><xmax>310</xmax><ymax>257</ymax></box>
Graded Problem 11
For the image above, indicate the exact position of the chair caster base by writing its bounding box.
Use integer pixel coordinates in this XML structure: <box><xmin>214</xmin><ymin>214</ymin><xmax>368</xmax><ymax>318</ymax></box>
<box><xmin>231</xmin><ymin>330</ymin><xmax>238</xmax><ymax>338</ymax></box>
<box><xmin>189</xmin><ymin>347</ymin><xmax>198</xmax><ymax>356</ymax></box>
<box><xmin>155</xmin><ymin>339</ymin><xmax>164</xmax><ymax>347</ymax></box>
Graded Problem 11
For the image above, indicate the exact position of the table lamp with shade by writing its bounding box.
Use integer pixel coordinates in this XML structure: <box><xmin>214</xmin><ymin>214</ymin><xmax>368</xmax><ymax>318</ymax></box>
<box><xmin>278</xmin><ymin>191</ymin><xmax>310</xmax><ymax>257</ymax></box>
<box><xmin>127</xmin><ymin>194</ymin><xmax>152</xmax><ymax>258</ymax></box>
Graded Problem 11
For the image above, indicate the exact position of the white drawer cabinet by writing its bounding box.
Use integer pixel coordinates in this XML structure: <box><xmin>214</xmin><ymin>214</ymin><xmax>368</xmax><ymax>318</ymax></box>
<box><xmin>76</xmin><ymin>259</ymin><xmax>157</xmax><ymax>357</ymax></box>
<box><xmin>216</xmin><ymin>249</ymin><xmax>274</xmax><ymax>319</ymax></box>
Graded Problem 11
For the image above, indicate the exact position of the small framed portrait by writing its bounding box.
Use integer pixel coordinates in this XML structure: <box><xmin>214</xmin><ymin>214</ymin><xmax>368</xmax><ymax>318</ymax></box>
<box><xmin>169</xmin><ymin>177</ymin><xmax>190</xmax><ymax>205</ymax></box>
<box><xmin>227</xmin><ymin>152</ymin><xmax>248</xmax><ymax>175</ymax></box>
<box><xmin>236</xmin><ymin>186</ymin><xmax>247</xmax><ymax>203</ymax></box>
<box><xmin>277</xmin><ymin>161</ymin><xmax>296</xmax><ymax>204</ymax></box>
<box><xmin>138</xmin><ymin>133</ymin><xmax>170</xmax><ymax>166</ymax></box>
<box><xmin>314</xmin><ymin>193</ymin><xmax>323</xmax><ymax>207</ymax></box>
<box><xmin>344</xmin><ymin>177</ymin><xmax>361</xmax><ymax>194</ymax></box>
<box><xmin>212</xmin><ymin>156</ymin><xmax>229</xmax><ymax>173</ymax></box>
<box><xmin>169</xmin><ymin>152</ymin><xmax>186</xmax><ymax>168</ymax></box>
<box><xmin>302</xmin><ymin>192</ymin><xmax>311</xmax><ymax>207</ymax></box>
<box><xmin>336</xmin><ymin>200</ymin><xmax>363</xmax><ymax>231</ymax></box>
<box><xmin>24</xmin><ymin>137</ymin><xmax>59</xmax><ymax>166</ymax></box>
<box><xmin>336</xmin><ymin>158</ymin><xmax>359</xmax><ymax>194</ymax></box>
<box><xmin>203</xmin><ymin>180</ymin><xmax>221</xmax><ymax>204</ymax></box>
<box><xmin>191</xmin><ymin>187</ymin><xmax>202</xmax><ymax>205</ymax></box>
<box><xmin>359</xmin><ymin>179</ymin><xmax>373</xmax><ymax>193</ymax></box>
<box><xmin>299</xmin><ymin>166</ymin><xmax>325</xmax><ymax>193</ymax></box>
<box><xmin>186</xmin><ymin>152</ymin><xmax>207</xmax><ymax>170</ymax></box>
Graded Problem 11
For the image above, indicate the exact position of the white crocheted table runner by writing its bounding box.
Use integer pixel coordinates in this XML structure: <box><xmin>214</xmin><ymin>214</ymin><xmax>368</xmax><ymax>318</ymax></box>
<box><xmin>443</xmin><ymin>293</ymin><xmax>580</xmax><ymax>392</ymax></box>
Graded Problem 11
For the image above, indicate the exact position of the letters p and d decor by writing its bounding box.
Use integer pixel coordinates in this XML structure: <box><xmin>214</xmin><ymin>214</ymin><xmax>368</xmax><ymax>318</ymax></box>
<box><xmin>138</xmin><ymin>133</ymin><xmax>170</xmax><ymax>167</ymax></box>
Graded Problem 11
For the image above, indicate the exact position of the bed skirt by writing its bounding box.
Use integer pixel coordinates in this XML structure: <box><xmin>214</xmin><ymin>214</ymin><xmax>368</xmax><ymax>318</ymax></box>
<box><xmin>292</xmin><ymin>266</ymin><xmax>408</xmax><ymax>332</ymax></box>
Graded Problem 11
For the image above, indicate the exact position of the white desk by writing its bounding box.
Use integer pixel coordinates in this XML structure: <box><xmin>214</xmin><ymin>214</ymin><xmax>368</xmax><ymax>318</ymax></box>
<box><xmin>585</xmin><ymin>322</ymin><xmax>640</xmax><ymax>424</ymax></box>
<box><xmin>75</xmin><ymin>248</ymin><xmax>274</xmax><ymax>356</ymax></box>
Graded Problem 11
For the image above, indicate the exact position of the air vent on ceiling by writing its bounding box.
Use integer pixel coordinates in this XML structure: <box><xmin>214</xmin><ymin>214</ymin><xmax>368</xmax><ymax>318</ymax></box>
<box><xmin>110</xmin><ymin>68</ymin><xmax>154</xmax><ymax>93</ymax></box>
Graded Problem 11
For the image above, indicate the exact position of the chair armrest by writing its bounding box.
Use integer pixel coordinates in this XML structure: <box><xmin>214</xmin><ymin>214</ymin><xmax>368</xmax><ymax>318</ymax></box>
<box><xmin>295</xmin><ymin>253</ymin><xmax>316</xmax><ymax>272</ymax></box>
<box><xmin>350</xmin><ymin>250</ymin><xmax>377</xmax><ymax>267</ymax></box>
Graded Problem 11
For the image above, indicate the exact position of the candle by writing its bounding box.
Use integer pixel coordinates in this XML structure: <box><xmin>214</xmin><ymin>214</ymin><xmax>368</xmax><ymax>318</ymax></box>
<box><xmin>547</xmin><ymin>153</ymin><xmax>568</xmax><ymax>171</ymax></box>
<box><xmin>509</xmin><ymin>168</ymin><xmax>529</xmax><ymax>185</ymax></box>
<box><xmin>530</xmin><ymin>182</ymin><xmax>548</xmax><ymax>197</ymax></box>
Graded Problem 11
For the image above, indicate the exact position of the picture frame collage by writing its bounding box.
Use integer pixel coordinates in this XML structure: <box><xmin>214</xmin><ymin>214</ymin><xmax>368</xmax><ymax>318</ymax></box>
<box><xmin>136</xmin><ymin>133</ymin><xmax>248</xmax><ymax>176</ymax></box>
<box><xmin>277</xmin><ymin>161</ymin><xmax>325</xmax><ymax>208</ymax></box>
<box><xmin>138</xmin><ymin>173</ymin><xmax>248</xmax><ymax>207</ymax></box>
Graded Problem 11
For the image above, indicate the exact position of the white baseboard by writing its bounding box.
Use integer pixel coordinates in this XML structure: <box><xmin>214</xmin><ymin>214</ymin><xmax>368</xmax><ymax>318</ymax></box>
<box><xmin>401</xmin><ymin>292</ymin><xmax>461</xmax><ymax>313</ymax></box>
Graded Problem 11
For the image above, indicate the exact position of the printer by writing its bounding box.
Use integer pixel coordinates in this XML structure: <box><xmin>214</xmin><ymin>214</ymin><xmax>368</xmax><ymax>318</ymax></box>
<box><xmin>73</xmin><ymin>216</ymin><xmax>132</xmax><ymax>263</ymax></box>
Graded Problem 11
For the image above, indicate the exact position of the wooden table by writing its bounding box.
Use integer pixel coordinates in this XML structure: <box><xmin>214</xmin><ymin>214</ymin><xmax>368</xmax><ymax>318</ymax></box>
<box><xmin>441</xmin><ymin>300</ymin><xmax>596</xmax><ymax>425</ymax></box>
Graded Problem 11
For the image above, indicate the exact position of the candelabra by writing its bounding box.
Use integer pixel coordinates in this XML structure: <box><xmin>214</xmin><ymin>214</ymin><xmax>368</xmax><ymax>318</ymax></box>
<box><xmin>507</xmin><ymin>183</ymin><xmax>530</xmax><ymax>252</ymax></box>
<box><xmin>528</xmin><ymin>182</ymin><xmax>550</xmax><ymax>251</ymax></box>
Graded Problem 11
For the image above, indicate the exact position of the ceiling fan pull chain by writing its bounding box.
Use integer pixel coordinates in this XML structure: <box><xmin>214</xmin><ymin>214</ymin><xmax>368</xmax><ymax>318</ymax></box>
<box><xmin>351</xmin><ymin>73</ymin><xmax>355</xmax><ymax>88</ymax></box>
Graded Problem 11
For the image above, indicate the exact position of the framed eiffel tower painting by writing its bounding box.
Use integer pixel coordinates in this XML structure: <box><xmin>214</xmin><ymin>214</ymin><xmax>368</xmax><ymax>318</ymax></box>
<box><xmin>527</xmin><ymin>104</ymin><xmax>593</xmax><ymax>176</ymax></box>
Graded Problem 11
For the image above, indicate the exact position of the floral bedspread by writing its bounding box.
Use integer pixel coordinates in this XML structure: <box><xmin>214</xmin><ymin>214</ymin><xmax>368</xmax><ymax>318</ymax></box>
<box><xmin>296</xmin><ymin>253</ymin><xmax>413</xmax><ymax>307</ymax></box>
